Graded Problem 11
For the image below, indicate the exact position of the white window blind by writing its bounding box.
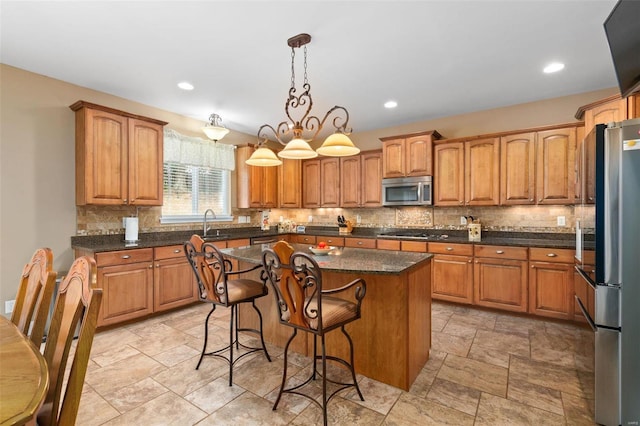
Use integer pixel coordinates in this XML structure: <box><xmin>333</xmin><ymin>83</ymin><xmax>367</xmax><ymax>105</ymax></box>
<box><xmin>161</xmin><ymin>129</ymin><xmax>235</xmax><ymax>223</ymax></box>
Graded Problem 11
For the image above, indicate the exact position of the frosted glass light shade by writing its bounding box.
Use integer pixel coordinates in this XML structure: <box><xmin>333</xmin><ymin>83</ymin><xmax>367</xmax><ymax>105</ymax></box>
<box><xmin>246</xmin><ymin>147</ymin><xmax>283</xmax><ymax>166</ymax></box>
<box><xmin>316</xmin><ymin>133</ymin><xmax>360</xmax><ymax>156</ymax></box>
<box><xmin>202</xmin><ymin>125</ymin><xmax>230</xmax><ymax>141</ymax></box>
<box><xmin>277</xmin><ymin>138</ymin><xmax>318</xmax><ymax>159</ymax></box>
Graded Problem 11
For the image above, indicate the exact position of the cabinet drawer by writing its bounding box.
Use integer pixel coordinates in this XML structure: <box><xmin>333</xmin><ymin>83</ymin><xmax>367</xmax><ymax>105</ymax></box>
<box><xmin>401</xmin><ymin>241</ymin><xmax>428</xmax><ymax>252</ymax></box>
<box><xmin>226</xmin><ymin>238</ymin><xmax>250</xmax><ymax>248</ymax></box>
<box><xmin>320</xmin><ymin>236</ymin><xmax>345</xmax><ymax>246</ymax></box>
<box><xmin>345</xmin><ymin>238</ymin><xmax>376</xmax><ymax>249</ymax></box>
<box><xmin>154</xmin><ymin>245</ymin><xmax>186</xmax><ymax>260</ymax></box>
<box><xmin>529</xmin><ymin>247</ymin><xmax>574</xmax><ymax>263</ymax></box>
<box><xmin>474</xmin><ymin>245</ymin><xmax>528</xmax><ymax>260</ymax></box>
<box><xmin>96</xmin><ymin>248</ymin><xmax>153</xmax><ymax>267</ymax></box>
<box><xmin>377</xmin><ymin>239</ymin><xmax>401</xmax><ymax>251</ymax></box>
<box><xmin>294</xmin><ymin>235</ymin><xmax>317</xmax><ymax>245</ymax></box>
<box><xmin>428</xmin><ymin>242</ymin><xmax>473</xmax><ymax>256</ymax></box>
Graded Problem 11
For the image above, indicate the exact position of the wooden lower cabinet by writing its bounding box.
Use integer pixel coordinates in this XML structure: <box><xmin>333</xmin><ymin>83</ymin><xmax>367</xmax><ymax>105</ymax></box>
<box><xmin>153</xmin><ymin>245</ymin><xmax>197</xmax><ymax>312</ymax></box>
<box><xmin>432</xmin><ymin>254</ymin><xmax>473</xmax><ymax>304</ymax></box>
<box><xmin>529</xmin><ymin>261</ymin><xmax>574</xmax><ymax>320</ymax></box>
<box><xmin>97</xmin><ymin>258</ymin><xmax>154</xmax><ymax>327</ymax></box>
<box><xmin>344</xmin><ymin>237</ymin><xmax>376</xmax><ymax>249</ymax></box>
<box><xmin>474</xmin><ymin>257</ymin><xmax>528</xmax><ymax>313</ymax></box>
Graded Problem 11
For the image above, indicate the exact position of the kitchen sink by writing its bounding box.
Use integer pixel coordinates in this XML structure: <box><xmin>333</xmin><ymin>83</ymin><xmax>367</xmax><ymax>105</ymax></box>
<box><xmin>202</xmin><ymin>234</ymin><xmax>231</xmax><ymax>241</ymax></box>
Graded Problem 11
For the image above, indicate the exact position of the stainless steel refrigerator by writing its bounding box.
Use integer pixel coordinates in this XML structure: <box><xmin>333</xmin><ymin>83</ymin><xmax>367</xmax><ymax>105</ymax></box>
<box><xmin>575</xmin><ymin>118</ymin><xmax>640</xmax><ymax>426</ymax></box>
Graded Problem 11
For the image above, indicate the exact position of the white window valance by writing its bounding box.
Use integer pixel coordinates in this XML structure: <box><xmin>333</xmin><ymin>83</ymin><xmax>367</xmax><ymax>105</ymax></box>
<box><xmin>164</xmin><ymin>129</ymin><xmax>236</xmax><ymax>171</ymax></box>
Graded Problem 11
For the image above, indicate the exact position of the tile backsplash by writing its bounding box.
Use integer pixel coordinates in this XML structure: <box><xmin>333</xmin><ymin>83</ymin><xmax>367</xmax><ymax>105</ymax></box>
<box><xmin>77</xmin><ymin>204</ymin><xmax>590</xmax><ymax>236</ymax></box>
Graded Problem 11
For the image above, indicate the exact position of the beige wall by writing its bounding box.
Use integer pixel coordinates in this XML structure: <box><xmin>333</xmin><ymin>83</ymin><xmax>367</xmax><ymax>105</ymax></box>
<box><xmin>0</xmin><ymin>63</ymin><xmax>615</xmax><ymax>316</ymax></box>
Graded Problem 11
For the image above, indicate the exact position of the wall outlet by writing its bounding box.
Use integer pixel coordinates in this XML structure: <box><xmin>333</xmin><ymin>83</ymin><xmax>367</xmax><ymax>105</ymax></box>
<box><xmin>557</xmin><ymin>216</ymin><xmax>566</xmax><ymax>226</ymax></box>
<box><xmin>5</xmin><ymin>299</ymin><xmax>15</xmax><ymax>315</ymax></box>
<box><xmin>356</xmin><ymin>214</ymin><xmax>362</xmax><ymax>224</ymax></box>
<box><xmin>308</xmin><ymin>215</ymin><xmax>313</xmax><ymax>222</ymax></box>
<box><xmin>460</xmin><ymin>216</ymin><xmax>468</xmax><ymax>225</ymax></box>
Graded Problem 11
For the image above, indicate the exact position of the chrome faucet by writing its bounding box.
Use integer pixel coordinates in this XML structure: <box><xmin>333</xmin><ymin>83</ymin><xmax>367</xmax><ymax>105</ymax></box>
<box><xmin>203</xmin><ymin>209</ymin><xmax>216</xmax><ymax>237</ymax></box>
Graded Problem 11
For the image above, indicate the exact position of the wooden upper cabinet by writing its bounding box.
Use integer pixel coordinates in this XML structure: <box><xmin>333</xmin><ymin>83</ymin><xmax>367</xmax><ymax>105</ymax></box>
<box><xmin>360</xmin><ymin>150</ymin><xmax>383</xmax><ymax>207</ymax></box>
<box><xmin>279</xmin><ymin>159</ymin><xmax>302</xmax><ymax>208</ymax></box>
<box><xmin>320</xmin><ymin>157</ymin><xmax>340</xmax><ymax>207</ymax></box>
<box><xmin>434</xmin><ymin>142</ymin><xmax>465</xmax><ymax>206</ymax></box>
<box><xmin>340</xmin><ymin>150</ymin><xmax>382</xmax><ymax>208</ymax></box>
<box><xmin>465</xmin><ymin>137</ymin><xmax>500</xmax><ymax>205</ymax></box>
<box><xmin>583</xmin><ymin>97</ymin><xmax>627</xmax><ymax>132</ymax></box>
<box><xmin>536</xmin><ymin>127</ymin><xmax>576</xmax><ymax>205</ymax></box>
<box><xmin>380</xmin><ymin>130</ymin><xmax>441</xmax><ymax>178</ymax></box>
<box><xmin>302</xmin><ymin>159</ymin><xmax>321</xmax><ymax>208</ymax></box>
<box><xmin>71</xmin><ymin>101</ymin><xmax>166</xmax><ymax>206</ymax></box>
<box><xmin>340</xmin><ymin>155</ymin><xmax>361</xmax><ymax>207</ymax></box>
<box><xmin>500</xmin><ymin>132</ymin><xmax>536</xmax><ymax>205</ymax></box>
<box><xmin>249</xmin><ymin>162</ymin><xmax>278</xmax><ymax>208</ymax></box>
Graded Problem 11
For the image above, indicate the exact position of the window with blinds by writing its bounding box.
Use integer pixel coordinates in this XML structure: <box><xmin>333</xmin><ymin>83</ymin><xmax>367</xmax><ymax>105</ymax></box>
<box><xmin>160</xmin><ymin>129</ymin><xmax>235</xmax><ymax>223</ymax></box>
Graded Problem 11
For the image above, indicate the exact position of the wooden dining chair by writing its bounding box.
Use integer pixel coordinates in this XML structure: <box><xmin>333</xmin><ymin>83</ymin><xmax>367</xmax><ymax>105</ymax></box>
<box><xmin>11</xmin><ymin>247</ymin><xmax>57</xmax><ymax>347</ymax></box>
<box><xmin>37</xmin><ymin>256</ymin><xmax>103</xmax><ymax>426</ymax></box>
<box><xmin>184</xmin><ymin>234</ymin><xmax>271</xmax><ymax>386</ymax></box>
<box><xmin>261</xmin><ymin>241</ymin><xmax>367</xmax><ymax>426</ymax></box>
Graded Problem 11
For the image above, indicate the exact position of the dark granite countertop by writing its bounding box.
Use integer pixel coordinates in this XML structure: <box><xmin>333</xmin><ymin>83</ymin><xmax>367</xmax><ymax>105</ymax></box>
<box><xmin>222</xmin><ymin>243</ymin><xmax>433</xmax><ymax>275</ymax></box>
<box><xmin>70</xmin><ymin>226</ymin><xmax>591</xmax><ymax>253</ymax></box>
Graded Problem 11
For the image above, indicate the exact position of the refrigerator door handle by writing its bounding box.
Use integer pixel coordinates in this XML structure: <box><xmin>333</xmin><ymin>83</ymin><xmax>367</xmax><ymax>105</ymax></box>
<box><xmin>575</xmin><ymin>294</ymin><xmax>597</xmax><ymax>332</ymax></box>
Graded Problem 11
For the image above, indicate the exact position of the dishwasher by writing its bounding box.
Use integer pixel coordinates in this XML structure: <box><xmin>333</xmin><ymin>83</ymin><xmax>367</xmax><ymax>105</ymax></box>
<box><xmin>250</xmin><ymin>236</ymin><xmax>279</xmax><ymax>245</ymax></box>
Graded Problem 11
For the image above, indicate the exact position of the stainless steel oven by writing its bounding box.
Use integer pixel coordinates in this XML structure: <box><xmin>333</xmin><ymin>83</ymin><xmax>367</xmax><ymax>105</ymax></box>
<box><xmin>382</xmin><ymin>176</ymin><xmax>432</xmax><ymax>206</ymax></box>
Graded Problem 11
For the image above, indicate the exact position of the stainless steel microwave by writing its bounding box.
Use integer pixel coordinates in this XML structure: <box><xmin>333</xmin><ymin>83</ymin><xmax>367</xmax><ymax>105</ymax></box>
<box><xmin>382</xmin><ymin>176</ymin><xmax>432</xmax><ymax>206</ymax></box>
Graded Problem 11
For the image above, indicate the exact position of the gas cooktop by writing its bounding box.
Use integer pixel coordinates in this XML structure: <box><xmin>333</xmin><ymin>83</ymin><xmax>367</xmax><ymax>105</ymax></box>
<box><xmin>377</xmin><ymin>231</ymin><xmax>449</xmax><ymax>240</ymax></box>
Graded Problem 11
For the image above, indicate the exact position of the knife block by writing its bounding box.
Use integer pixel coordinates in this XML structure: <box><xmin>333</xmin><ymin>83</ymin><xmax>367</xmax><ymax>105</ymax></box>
<box><xmin>339</xmin><ymin>221</ymin><xmax>353</xmax><ymax>235</ymax></box>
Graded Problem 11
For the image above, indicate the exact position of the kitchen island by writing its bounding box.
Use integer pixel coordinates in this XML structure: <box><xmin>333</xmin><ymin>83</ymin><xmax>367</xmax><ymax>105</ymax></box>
<box><xmin>222</xmin><ymin>243</ymin><xmax>433</xmax><ymax>391</ymax></box>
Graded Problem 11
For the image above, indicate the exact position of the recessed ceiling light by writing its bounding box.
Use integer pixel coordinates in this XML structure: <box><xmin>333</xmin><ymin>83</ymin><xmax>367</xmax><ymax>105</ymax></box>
<box><xmin>384</xmin><ymin>100</ymin><xmax>398</xmax><ymax>109</ymax></box>
<box><xmin>178</xmin><ymin>81</ymin><xmax>194</xmax><ymax>90</ymax></box>
<box><xmin>543</xmin><ymin>62</ymin><xmax>565</xmax><ymax>74</ymax></box>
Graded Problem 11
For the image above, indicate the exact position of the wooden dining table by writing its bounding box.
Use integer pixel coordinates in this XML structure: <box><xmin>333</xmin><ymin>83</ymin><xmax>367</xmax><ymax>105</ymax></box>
<box><xmin>0</xmin><ymin>316</ymin><xmax>48</xmax><ymax>426</ymax></box>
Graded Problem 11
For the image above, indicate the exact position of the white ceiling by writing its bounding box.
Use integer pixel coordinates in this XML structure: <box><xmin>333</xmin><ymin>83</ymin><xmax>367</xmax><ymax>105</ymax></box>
<box><xmin>0</xmin><ymin>0</ymin><xmax>620</xmax><ymax>138</ymax></box>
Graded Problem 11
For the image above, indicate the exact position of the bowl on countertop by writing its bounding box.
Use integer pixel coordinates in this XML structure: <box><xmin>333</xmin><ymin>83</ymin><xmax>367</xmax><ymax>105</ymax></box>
<box><xmin>309</xmin><ymin>246</ymin><xmax>335</xmax><ymax>255</ymax></box>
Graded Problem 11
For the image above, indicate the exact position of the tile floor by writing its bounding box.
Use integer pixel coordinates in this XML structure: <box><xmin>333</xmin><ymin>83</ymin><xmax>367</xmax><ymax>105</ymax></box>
<box><xmin>76</xmin><ymin>301</ymin><xmax>596</xmax><ymax>425</ymax></box>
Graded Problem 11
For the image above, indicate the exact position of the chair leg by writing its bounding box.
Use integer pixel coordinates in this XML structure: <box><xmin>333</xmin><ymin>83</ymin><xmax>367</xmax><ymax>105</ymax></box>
<box><xmin>321</xmin><ymin>333</ymin><xmax>328</xmax><ymax>426</ymax></box>
<box><xmin>234</xmin><ymin>306</ymin><xmax>240</xmax><ymax>350</ymax></box>
<box><xmin>312</xmin><ymin>333</ymin><xmax>319</xmax><ymax>380</ymax></box>
<box><xmin>251</xmin><ymin>300</ymin><xmax>271</xmax><ymax>362</ymax></box>
<box><xmin>342</xmin><ymin>325</ymin><xmax>364</xmax><ymax>401</ymax></box>
<box><xmin>196</xmin><ymin>304</ymin><xmax>216</xmax><ymax>370</ymax></box>
<box><xmin>228</xmin><ymin>305</ymin><xmax>235</xmax><ymax>386</ymax></box>
<box><xmin>273</xmin><ymin>328</ymin><xmax>297</xmax><ymax>410</ymax></box>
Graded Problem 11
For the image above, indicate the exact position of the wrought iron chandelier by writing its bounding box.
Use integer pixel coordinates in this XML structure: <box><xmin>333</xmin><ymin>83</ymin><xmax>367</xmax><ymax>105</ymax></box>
<box><xmin>246</xmin><ymin>33</ymin><xmax>360</xmax><ymax>166</ymax></box>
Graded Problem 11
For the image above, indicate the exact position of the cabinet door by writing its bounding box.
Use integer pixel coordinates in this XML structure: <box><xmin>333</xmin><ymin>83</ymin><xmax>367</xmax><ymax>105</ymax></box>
<box><xmin>474</xmin><ymin>258</ymin><xmax>528</xmax><ymax>312</ymax></box>
<box><xmin>302</xmin><ymin>159</ymin><xmax>321</xmax><ymax>208</ymax></box>
<box><xmin>97</xmin><ymin>262</ymin><xmax>154</xmax><ymax>326</ymax></box>
<box><xmin>432</xmin><ymin>254</ymin><xmax>473</xmax><ymax>304</ymax></box>
<box><xmin>465</xmin><ymin>138</ymin><xmax>500</xmax><ymax>205</ymax></box>
<box><xmin>279</xmin><ymin>159</ymin><xmax>301</xmax><ymax>208</ymax></box>
<box><xmin>128</xmin><ymin>118</ymin><xmax>163</xmax><ymax>206</ymax></box>
<box><xmin>405</xmin><ymin>135</ymin><xmax>433</xmax><ymax>176</ymax></box>
<box><xmin>154</xmin><ymin>257</ymin><xmax>197</xmax><ymax>312</ymax></box>
<box><xmin>536</xmin><ymin>127</ymin><xmax>575</xmax><ymax>204</ymax></box>
<box><xmin>249</xmin><ymin>164</ymin><xmax>264</xmax><ymax>208</ymax></box>
<box><xmin>80</xmin><ymin>108</ymin><xmax>128</xmax><ymax>205</ymax></box>
<box><xmin>630</xmin><ymin>94</ymin><xmax>640</xmax><ymax>119</ymax></box>
<box><xmin>320</xmin><ymin>158</ymin><xmax>340</xmax><ymax>207</ymax></box>
<box><xmin>434</xmin><ymin>142</ymin><xmax>465</xmax><ymax>206</ymax></box>
<box><xmin>340</xmin><ymin>156</ymin><xmax>361</xmax><ymax>207</ymax></box>
<box><xmin>262</xmin><ymin>166</ymin><xmax>279</xmax><ymax>208</ymax></box>
<box><xmin>361</xmin><ymin>151</ymin><xmax>383</xmax><ymax>207</ymax></box>
<box><xmin>382</xmin><ymin>138</ymin><xmax>405</xmax><ymax>178</ymax></box>
<box><xmin>584</xmin><ymin>98</ymin><xmax>627</xmax><ymax>132</ymax></box>
<box><xmin>529</xmin><ymin>261</ymin><xmax>573</xmax><ymax>320</ymax></box>
<box><xmin>500</xmin><ymin>132</ymin><xmax>536</xmax><ymax>205</ymax></box>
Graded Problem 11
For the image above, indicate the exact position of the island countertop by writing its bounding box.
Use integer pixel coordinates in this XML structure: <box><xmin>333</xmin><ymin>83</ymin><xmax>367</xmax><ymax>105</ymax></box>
<box><xmin>221</xmin><ymin>243</ymin><xmax>433</xmax><ymax>275</ymax></box>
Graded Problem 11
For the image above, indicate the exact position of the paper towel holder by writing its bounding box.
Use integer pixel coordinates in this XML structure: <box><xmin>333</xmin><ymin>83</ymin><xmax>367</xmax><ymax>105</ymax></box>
<box><xmin>124</xmin><ymin>216</ymin><xmax>139</xmax><ymax>246</ymax></box>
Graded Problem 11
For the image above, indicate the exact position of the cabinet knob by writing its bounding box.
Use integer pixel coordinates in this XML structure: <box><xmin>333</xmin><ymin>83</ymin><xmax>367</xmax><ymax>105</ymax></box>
<box><xmin>122</xmin><ymin>255</ymin><xmax>131</xmax><ymax>259</ymax></box>
<box><xmin>460</xmin><ymin>201</ymin><xmax>464</xmax><ymax>205</ymax></box>
<box><xmin>446</xmin><ymin>247</ymin><xmax>453</xmax><ymax>251</ymax></box>
<box><xmin>588</xmin><ymin>197</ymin><xmax>594</xmax><ymax>201</ymax></box>
<box><xmin>357</xmin><ymin>241</ymin><xmax>363</xmax><ymax>245</ymax></box>
<box><xmin>538</xmin><ymin>199</ymin><xmax>543</xmax><ymax>203</ymax></box>
<box><xmin>496</xmin><ymin>250</ymin><xmax>504</xmax><ymax>254</ymax></box>
<box><xmin>123</xmin><ymin>199</ymin><xmax>128</xmax><ymax>203</ymax></box>
<box><xmin>531</xmin><ymin>265</ymin><xmax>535</xmax><ymax>268</ymax></box>
<box><xmin>475</xmin><ymin>260</ymin><xmax>478</xmax><ymax>264</ymax></box>
<box><xmin>173</xmin><ymin>249</ymin><xmax>181</xmax><ymax>253</ymax></box>
<box><xmin>546</xmin><ymin>253</ymin><xmax>557</xmax><ymax>257</ymax></box>
<box><xmin>468</xmin><ymin>259</ymin><xmax>472</xmax><ymax>263</ymax></box>
<box><xmin>156</xmin><ymin>264</ymin><xmax>160</xmax><ymax>268</ymax></box>
<box><xmin>529</xmin><ymin>199</ymin><xmax>534</xmax><ymax>202</ymax></box>
<box><xmin>149</xmin><ymin>265</ymin><xmax>153</xmax><ymax>269</ymax></box>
